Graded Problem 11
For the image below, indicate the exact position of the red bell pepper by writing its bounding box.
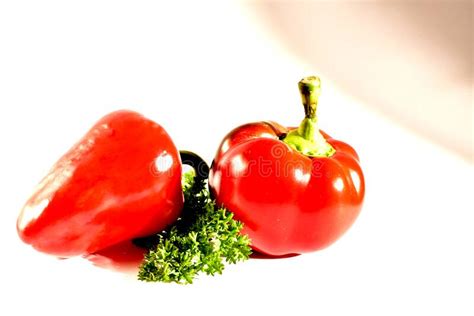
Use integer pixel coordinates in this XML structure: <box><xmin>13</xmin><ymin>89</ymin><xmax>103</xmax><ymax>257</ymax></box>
<box><xmin>209</xmin><ymin>76</ymin><xmax>365</xmax><ymax>256</ymax></box>
<box><xmin>17</xmin><ymin>110</ymin><xmax>208</xmax><ymax>257</ymax></box>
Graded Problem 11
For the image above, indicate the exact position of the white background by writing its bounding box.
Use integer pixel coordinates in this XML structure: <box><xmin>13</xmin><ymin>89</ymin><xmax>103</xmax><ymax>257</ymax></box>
<box><xmin>0</xmin><ymin>1</ymin><xmax>472</xmax><ymax>315</ymax></box>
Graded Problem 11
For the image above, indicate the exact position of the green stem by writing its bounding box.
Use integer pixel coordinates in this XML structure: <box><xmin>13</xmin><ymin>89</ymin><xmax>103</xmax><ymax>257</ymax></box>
<box><xmin>282</xmin><ymin>76</ymin><xmax>335</xmax><ymax>157</ymax></box>
<box><xmin>299</xmin><ymin>76</ymin><xmax>321</xmax><ymax>119</ymax></box>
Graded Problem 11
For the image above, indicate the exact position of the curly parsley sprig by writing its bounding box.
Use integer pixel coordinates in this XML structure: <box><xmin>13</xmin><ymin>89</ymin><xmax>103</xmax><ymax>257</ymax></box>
<box><xmin>137</xmin><ymin>172</ymin><xmax>251</xmax><ymax>284</ymax></box>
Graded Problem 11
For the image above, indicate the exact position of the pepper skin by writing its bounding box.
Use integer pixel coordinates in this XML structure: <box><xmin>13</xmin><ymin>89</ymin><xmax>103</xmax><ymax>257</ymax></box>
<box><xmin>17</xmin><ymin>110</ymin><xmax>184</xmax><ymax>257</ymax></box>
<box><xmin>209</xmin><ymin>77</ymin><xmax>365</xmax><ymax>256</ymax></box>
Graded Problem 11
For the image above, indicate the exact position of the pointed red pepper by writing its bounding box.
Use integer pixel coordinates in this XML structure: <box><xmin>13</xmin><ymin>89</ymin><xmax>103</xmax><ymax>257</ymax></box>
<box><xmin>209</xmin><ymin>76</ymin><xmax>365</xmax><ymax>256</ymax></box>
<box><xmin>17</xmin><ymin>110</ymin><xmax>208</xmax><ymax>257</ymax></box>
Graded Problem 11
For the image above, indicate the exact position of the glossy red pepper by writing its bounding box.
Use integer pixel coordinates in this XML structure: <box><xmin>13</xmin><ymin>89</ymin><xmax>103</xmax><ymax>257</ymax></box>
<box><xmin>17</xmin><ymin>110</ymin><xmax>208</xmax><ymax>257</ymax></box>
<box><xmin>209</xmin><ymin>76</ymin><xmax>365</xmax><ymax>256</ymax></box>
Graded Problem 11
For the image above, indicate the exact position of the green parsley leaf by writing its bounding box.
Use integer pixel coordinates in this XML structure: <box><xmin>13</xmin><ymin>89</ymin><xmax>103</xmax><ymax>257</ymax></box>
<box><xmin>137</xmin><ymin>172</ymin><xmax>251</xmax><ymax>284</ymax></box>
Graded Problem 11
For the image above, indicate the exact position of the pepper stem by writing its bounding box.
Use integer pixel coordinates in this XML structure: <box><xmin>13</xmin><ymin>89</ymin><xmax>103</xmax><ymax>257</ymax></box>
<box><xmin>299</xmin><ymin>76</ymin><xmax>321</xmax><ymax>119</ymax></box>
<box><xmin>282</xmin><ymin>76</ymin><xmax>335</xmax><ymax>157</ymax></box>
